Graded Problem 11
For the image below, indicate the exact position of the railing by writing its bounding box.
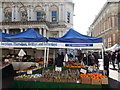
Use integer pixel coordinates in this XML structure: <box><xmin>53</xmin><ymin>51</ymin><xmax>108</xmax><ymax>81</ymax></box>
<box><xmin>1</xmin><ymin>21</ymin><xmax>47</xmax><ymax>25</ymax></box>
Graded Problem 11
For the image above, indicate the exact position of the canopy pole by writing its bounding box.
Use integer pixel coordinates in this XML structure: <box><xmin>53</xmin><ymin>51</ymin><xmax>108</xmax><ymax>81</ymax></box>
<box><xmin>46</xmin><ymin>47</ymin><xmax>49</xmax><ymax>67</ymax></box>
<box><xmin>44</xmin><ymin>47</ymin><xmax>47</xmax><ymax>67</ymax></box>
<box><xmin>102</xmin><ymin>44</ymin><xmax>104</xmax><ymax>70</ymax></box>
<box><xmin>53</xmin><ymin>49</ymin><xmax>56</xmax><ymax>66</ymax></box>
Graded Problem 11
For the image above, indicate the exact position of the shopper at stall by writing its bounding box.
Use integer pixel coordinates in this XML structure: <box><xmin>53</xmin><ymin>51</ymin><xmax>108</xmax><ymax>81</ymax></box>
<box><xmin>116</xmin><ymin>51</ymin><xmax>120</xmax><ymax>72</ymax></box>
<box><xmin>83</xmin><ymin>53</ymin><xmax>87</xmax><ymax>65</ymax></box>
<box><xmin>88</xmin><ymin>53</ymin><xmax>95</xmax><ymax>66</ymax></box>
<box><xmin>108</xmin><ymin>51</ymin><xmax>112</xmax><ymax>64</ymax></box>
<box><xmin>93</xmin><ymin>52</ymin><xmax>99</xmax><ymax>68</ymax></box>
<box><xmin>55</xmin><ymin>53</ymin><xmax>64</xmax><ymax>67</ymax></box>
<box><xmin>104</xmin><ymin>52</ymin><xmax>109</xmax><ymax>76</ymax></box>
<box><xmin>111</xmin><ymin>52</ymin><xmax>116</xmax><ymax>69</ymax></box>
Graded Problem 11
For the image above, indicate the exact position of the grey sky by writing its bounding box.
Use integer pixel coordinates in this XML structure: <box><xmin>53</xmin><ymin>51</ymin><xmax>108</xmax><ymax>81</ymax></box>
<box><xmin>73</xmin><ymin>0</ymin><xmax>107</xmax><ymax>35</ymax></box>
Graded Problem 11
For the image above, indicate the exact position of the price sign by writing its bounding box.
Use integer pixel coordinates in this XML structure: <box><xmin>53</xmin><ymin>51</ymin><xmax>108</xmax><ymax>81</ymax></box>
<box><xmin>27</xmin><ymin>70</ymin><xmax>32</xmax><ymax>74</ymax></box>
<box><xmin>88</xmin><ymin>66</ymin><xmax>93</xmax><ymax>72</ymax></box>
<box><xmin>76</xmin><ymin>81</ymin><xmax>80</xmax><ymax>83</ymax></box>
<box><xmin>5</xmin><ymin>59</ymin><xmax>9</xmax><ymax>62</ymax></box>
<box><xmin>36</xmin><ymin>63</ymin><xmax>39</xmax><ymax>67</ymax></box>
<box><xmin>80</xmin><ymin>68</ymin><xmax>87</xmax><ymax>74</ymax></box>
<box><xmin>55</xmin><ymin>67</ymin><xmax>62</xmax><ymax>72</ymax></box>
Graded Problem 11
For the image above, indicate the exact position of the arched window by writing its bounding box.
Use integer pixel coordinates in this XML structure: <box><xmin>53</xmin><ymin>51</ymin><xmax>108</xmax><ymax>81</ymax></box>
<box><xmin>4</xmin><ymin>7</ymin><xmax>12</xmax><ymax>22</ymax></box>
<box><xmin>50</xmin><ymin>5</ymin><xmax>58</xmax><ymax>22</ymax></box>
<box><xmin>19</xmin><ymin>7</ymin><xmax>27</xmax><ymax>21</ymax></box>
<box><xmin>34</xmin><ymin>6</ymin><xmax>45</xmax><ymax>21</ymax></box>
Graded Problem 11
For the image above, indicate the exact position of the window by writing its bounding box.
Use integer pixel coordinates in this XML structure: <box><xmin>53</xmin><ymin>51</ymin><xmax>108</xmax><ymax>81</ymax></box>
<box><xmin>52</xmin><ymin>11</ymin><xmax>57</xmax><ymax>22</ymax></box>
<box><xmin>37</xmin><ymin>11</ymin><xmax>41</xmax><ymax>21</ymax></box>
<box><xmin>118</xmin><ymin>13</ymin><xmax>120</xmax><ymax>25</ymax></box>
<box><xmin>21</xmin><ymin>11</ymin><xmax>27</xmax><ymax>21</ymax></box>
<box><xmin>7</xmin><ymin>12</ymin><xmax>12</xmax><ymax>21</ymax></box>
<box><xmin>67</xmin><ymin>12</ymin><xmax>70</xmax><ymax>23</ymax></box>
<box><xmin>4</xmin><ymin>7</ymin><xmax>12</xmax><ymax>22</ymax></box>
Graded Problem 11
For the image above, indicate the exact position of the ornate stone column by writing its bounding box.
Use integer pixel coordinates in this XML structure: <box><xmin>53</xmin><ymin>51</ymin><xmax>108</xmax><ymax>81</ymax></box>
<box><xmin>2</xmin><ymin>29</ymin><xmax>5</xmax><ymax>33</ymax></box>
<box><xmin>6</xmin><ymin>29</ymin><xmax>9</xmax><ymax>34</ymax></box>
<box><xmin>45</xmin><ymin>4</ymin><xmax>49</xmax><ymax>21</ymax></box>
<box><xmin>20</xmin><ymin>28</ymin><xmax>23</xmax><ymax>32</ymax></box>
<box><xmin>43</xmin><ymin>28</ymin><xmax>46</xmax><ymax>37</ymax></box>
<box><xmin>38</xmin><ymin>28</ymin><xmax>42</xmax><ymax>35</ymax></box>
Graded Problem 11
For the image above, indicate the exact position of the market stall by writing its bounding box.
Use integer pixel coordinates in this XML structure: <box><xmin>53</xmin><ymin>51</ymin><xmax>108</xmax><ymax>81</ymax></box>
<box><xmin>0</xmin><ymin>28</ymin><xmax>48</xmax><ymax>69</ymax></box>
<box><xmin>47</xmin><ymin>29</ymin><xmax>104</xmax><ymax>67</ymax></box>
<box><xmin>1</xmin><ymin>29</ymin><xmax>109</xmax><ymax>89</ymax></box>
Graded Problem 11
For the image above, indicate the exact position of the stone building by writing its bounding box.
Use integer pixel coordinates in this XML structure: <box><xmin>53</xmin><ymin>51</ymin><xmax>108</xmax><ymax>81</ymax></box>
<box><xmin>0</xmin><ymin>0</ymin><xmax>74</xmax><ymax>58</ymax></box>
<box><xmin>0</xmin><ymin>0</ymin><xmax>74</xmax><ymax>38</ymax></box>
<box><xmin>88</xmin><ymin>0</ymin><xmax>120</xmax><ymax>48</ymax></box>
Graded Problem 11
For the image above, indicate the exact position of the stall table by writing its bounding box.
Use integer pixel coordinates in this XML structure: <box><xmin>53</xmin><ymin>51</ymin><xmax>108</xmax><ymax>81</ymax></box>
<box><xmin>9</xmin><ymin>80</ymin><xmax>109</xmax><ymax>89</ymax></box>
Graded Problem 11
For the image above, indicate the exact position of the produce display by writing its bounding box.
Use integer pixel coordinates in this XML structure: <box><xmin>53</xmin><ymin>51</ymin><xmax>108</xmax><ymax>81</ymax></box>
<box><xmin>16</xmin><ymin>66</ymin><xmax>43</xmax><ymax>73</ymax></box>
<box><xmin>14</xmin><ymin>68</ymin><xmax>108</xmax><ymax>85</ymax></box>
<box><xmin>15</xmin><ymin>74</ymin><xmax>42</xmax><ymax>81</ymax></box>
<box><xmin>65</xmin><ymin>62</ymin><xmax>86</xmax><ymax>68</ymax></box>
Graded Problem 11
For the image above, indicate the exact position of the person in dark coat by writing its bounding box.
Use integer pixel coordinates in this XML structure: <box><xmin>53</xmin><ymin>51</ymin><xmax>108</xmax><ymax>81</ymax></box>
<box><xmin>93</xmin><ymin>52</ymin><xmax>99</xmax><ymax>67</ymax></box>
<box><xmin>104</xmin><ymin>53</ymin><xmax>109</xmax><ymax>76</ymax></box>
<box><xmin>88</xmin><ymin>53</ymin><xmax>95</xmax><ymax>66</ymax></box>
<box><xmin>116</xmin><ymin>52</ymin><xmax>120</xmax><ymax>72</ymax></box>
<box><xmin>55</xmin><ymin>53</ymin><xmax>64</xmax><ymax>67</ymax></box>
<box><xmin>108</xmin><ymin>52</ymin><xmax>112</xmax><ymax>64</ymax></box>
<box><xmin>111</xmin><ymin>52</ymin><xmax>116</xmax><ymax>69</ymax></box>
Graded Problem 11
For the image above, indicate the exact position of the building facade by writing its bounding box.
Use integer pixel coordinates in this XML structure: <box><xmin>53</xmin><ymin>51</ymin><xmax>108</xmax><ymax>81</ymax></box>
<box><xmin>88</xmin><ymin>0</ymin><xmax>120</xmax><ymax>48</ymax></box>
<box><xmin>0</xmin><ymin>0</ymin><xmax>74</xmax><ymax>38</ymax></box>
<box><xmin>0</xmin><ymin>0</ymin><xmax>74</xmax><ymax>58</ymax></box>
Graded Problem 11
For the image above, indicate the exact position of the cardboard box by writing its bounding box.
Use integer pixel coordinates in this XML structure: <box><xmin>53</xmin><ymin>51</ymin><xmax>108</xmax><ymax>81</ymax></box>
<box><xmin>46</xmin><ymin>78</ymin><xmax>54</xmax><ymax>82</ymax></box>
<box><xmin>101</xmin><ymin>78</ymin><xmax>108</xmax><ymax>84</ymax></box>
<box><xmin>91</xmin><ymin>78</ymin><xmax>101</xmax><ymax>85</ymax></box>
<box><xmin>53</xmin><ymin>79</ymin><xmax>67</xmax><ymax>83</ymax></box>
<box><xmin>81</xmin><ymin>77</ymin><xmax>91</xmax><ymax>84</ymax></box>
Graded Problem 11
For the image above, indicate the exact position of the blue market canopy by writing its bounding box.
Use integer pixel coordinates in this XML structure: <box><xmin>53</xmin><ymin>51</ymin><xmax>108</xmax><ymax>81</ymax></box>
<box><xmin>49</xmin><ymin>29</ymin><xmax>102</xmax><ymax>43</ymax></box>
<box><xmin>0</xmin><ymin>32</ymin><xmax>11</xmax><ymax>42</ymax></box>
<box><xmin>4</xmin><ymin>28</ymin><xmax>48</xmax><ymax>42</ymax></box>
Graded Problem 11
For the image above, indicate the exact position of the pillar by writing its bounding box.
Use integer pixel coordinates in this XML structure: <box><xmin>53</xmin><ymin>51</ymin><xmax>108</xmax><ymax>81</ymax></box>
<box><xmin>6</xmin><ymin>29</ymin><xmax>9</xmax><ymax>34</ymax></box>
<box><xmin>45</xmin><ymin>4</ymin><xmax>49</xmax><ymax>21</ymax></box>
<box><xmin>38</xmin><ymin>28</ymin><xmax>42</xmax><ymax>35</ymax></box>
<box><xmin>43</xmin><ymin>28</ymin><xmax>46</xmax><ymax>37</ymax></box>
<box><xmin>2</xmin><ymin>29</ymin><xmax>5</xmax><ymax>33</ymax></box>
<box><xmin>20</xmin><ymin>28</ymin><xmax>23</xmax><ymax>32</ymax></box>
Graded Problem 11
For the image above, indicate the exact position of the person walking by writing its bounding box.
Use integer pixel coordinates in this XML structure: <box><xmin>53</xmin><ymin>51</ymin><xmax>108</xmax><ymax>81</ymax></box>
<box><xmin>104</xmin><ymin>53</ymin><xmax>109</xmax><ymax>76</ymax></box>
<box><xmin>108</xmin><ymin>52</ymin><xmax>112</xmax><ymax>64</ymax></box>
<box><xmin>116</xmin><ymin>52</ymin><xmax>120</xmax><ymax>72</ymax></box>
<box><xmin>111</xmin><ymin>52</ymin><xmax>116</xmax><ymax>69</ymax></box>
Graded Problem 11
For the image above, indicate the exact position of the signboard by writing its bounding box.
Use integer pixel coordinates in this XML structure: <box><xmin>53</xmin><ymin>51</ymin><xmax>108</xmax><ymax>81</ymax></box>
<box><xmin>88</xmin><ymin>66</ymin><xmax>93</xmax><ymax>72</ymax></box>
<box><xmin>80</xmin><ymin>68</ymin><xmax>87</xmax><ymax>74</ymax></box>
<box><xmin>65</xmin><ymin>44</ymin><xmax>93</xmax><ymax>47</ymax></box>
<box><xmin>27</xmin><ymin>70</ymin><xmax>32</xmax><ymax>74</ymax></box>
<box><xmin>0</xmin><ymin>42</ymin><xmax>57</xmax><ymax>47</ymax></box>
<box><xmin>55</xmin><ymin>67</ymin><xmax>62</xmax><ymax>72</ymax></box>
<box><xmin>4</xmin><ymin>59</ymin><xmax>9</xmax><ymax>62</ymax></box>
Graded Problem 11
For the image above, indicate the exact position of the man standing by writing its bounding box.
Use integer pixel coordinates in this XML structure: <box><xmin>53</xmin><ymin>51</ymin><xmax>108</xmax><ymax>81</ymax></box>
<box><xmin>111</xmin><ymin>52</ymin><xmax>116</xmax><ymax>69</ymax></box>
<box><xmin>116</xmin><ymin>52</ymin><xmax>120</xmax><ymax>72</ymax></box>
<box><xmin>104</xmin><ymin>53</ymin><xmax>109</xmax><ymax>76</ymax></box>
